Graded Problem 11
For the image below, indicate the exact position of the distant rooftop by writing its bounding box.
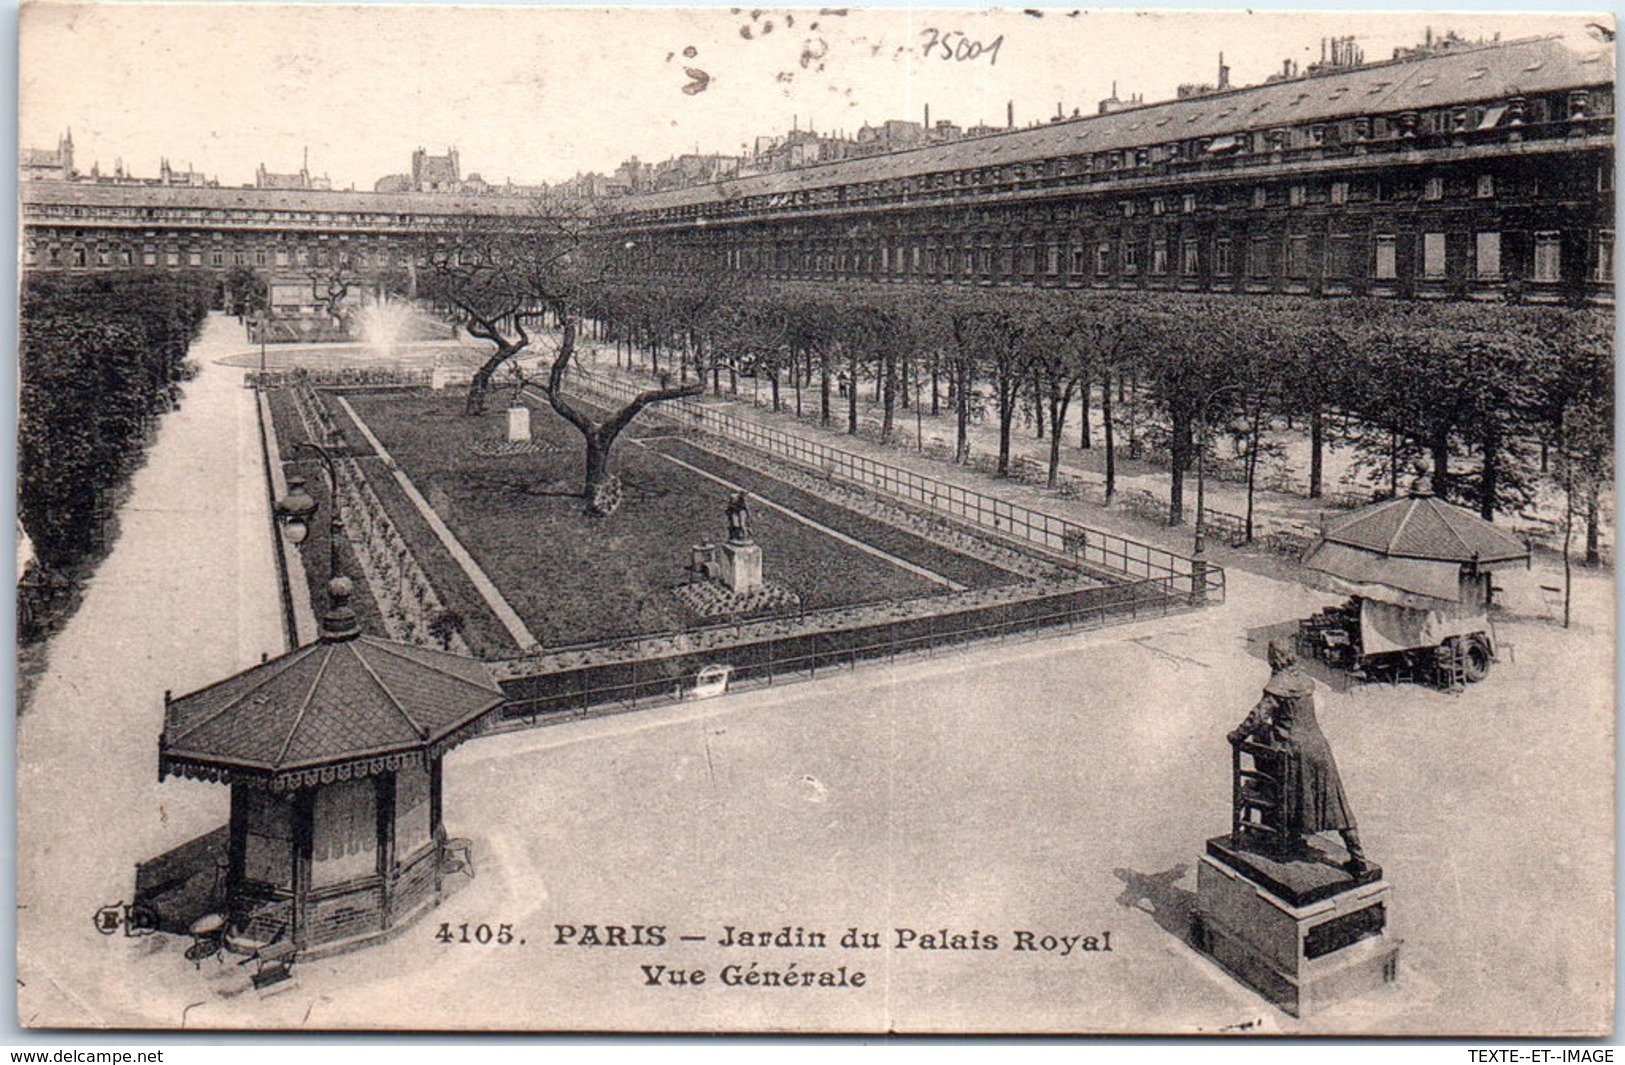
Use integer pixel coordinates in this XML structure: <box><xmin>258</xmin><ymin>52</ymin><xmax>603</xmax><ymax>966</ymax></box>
<box><xmin>20</xmin><ymin>179</ymin><xmax>552</xmax><ymax>217</ymax></box>
<box><xmin>618</xmin><ymin>33</ymin><xmax>1612</xmax><ymax>214</ymax></box>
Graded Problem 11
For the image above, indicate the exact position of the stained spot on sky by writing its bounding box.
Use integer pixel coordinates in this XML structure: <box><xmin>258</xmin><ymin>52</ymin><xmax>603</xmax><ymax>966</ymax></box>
<box><xmin>799</xmin><ymin>38</ymin><xmax>828</xmax><ymax>68</ymax></box>
<box><xmin>740</xmin><ymin>25</ymin><xmax>752</xmax><ymax>39</ymax></box>
<box><xmin>683</xmin><ymin>45</ymin><xmax>698</xmax><ymax>58</ymax></box>
<box><xmin>682</xmin><ymin>67</ymin><xmax>711</xmax><ymax>95</ymax></box>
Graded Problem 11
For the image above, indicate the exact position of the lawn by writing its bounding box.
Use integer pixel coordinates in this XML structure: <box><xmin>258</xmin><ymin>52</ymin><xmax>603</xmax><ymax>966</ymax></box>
<box><xmin>342</xmin><ymin>391</ymin><xmax>1019</xmax><ymax>648</ymax></box>
<box><xmin>646</xmin><ymin>437</ymin><xmax>1023</xmax><ymax>589</ymax></box>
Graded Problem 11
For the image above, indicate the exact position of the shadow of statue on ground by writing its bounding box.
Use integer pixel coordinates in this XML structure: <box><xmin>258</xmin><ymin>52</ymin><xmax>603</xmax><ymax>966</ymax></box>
<box><xmin>1112</xmin><ymin>864</ymin><xmax>1197</xmax><ymax>945</ymax></box>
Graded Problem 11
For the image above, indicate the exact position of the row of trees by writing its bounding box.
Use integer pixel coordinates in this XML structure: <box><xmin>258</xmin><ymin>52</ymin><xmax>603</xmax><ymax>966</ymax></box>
<box><xmin>590</xmin><ymin>282</ymin><xmax>1606</xmax><ymax>505</ymax></box>
<box><xmin>20</xmin><ymin>271</ymin><xmax>215</xmax><ymax>576</ymax></box>
<box><xmin>406</xmin><ymin>214</ymin><xmax>1610</xmax><ymax>551</ymax></box>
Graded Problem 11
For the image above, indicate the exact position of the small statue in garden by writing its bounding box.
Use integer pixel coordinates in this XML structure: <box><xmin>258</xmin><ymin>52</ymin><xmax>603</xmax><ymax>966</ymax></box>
<box><xmin>726</xmin><ymin>491</ymin><xmax>752</xmax><ymax>544</ymax></box>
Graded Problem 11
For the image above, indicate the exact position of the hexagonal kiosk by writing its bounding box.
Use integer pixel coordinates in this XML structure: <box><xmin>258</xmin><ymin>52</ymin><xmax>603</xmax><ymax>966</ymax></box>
<box><xmin>158</xmin><ymin>585</ymin><xmax>505</xmax><ymax>959</ymax></box>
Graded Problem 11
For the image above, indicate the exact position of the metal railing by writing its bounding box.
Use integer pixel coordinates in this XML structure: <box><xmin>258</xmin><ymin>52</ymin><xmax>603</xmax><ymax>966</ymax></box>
<box><xmin>491</xmin><ymin>573</ymin><xmax>1199</xmax><ymax>725</ymax></box>
<box><xmin>573</xmin><ymin>372</ymin><xmax>1223</xmax><ymax>600</ymax></box>
<box><xmin>247</xmin><ymin>367</ymin><xmax>437</xmax><ymax>390</ymax></box>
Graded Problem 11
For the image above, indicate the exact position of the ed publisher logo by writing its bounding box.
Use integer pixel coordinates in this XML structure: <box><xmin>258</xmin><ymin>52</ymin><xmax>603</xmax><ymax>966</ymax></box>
<box><xmin>92</xmin><ymin>901</ymin><xmax>158</xmax><ymax>937</ymax></box>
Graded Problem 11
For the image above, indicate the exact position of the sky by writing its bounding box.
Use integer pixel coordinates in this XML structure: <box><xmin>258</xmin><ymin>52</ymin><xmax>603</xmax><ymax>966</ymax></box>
<box><xmin>17</xmin><ymin>4</ymin><xmax>1611</xmax><ymax>191</ymax></box>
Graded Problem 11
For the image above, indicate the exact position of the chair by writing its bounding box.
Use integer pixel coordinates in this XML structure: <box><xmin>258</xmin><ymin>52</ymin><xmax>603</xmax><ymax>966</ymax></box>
<box><xmin>185</xmin><ymin>912</ymin><xmax>227</xmax><ymax>969</ymax></box>
<box><xmin>442</xmin><ymin>838</ymin><xmax>476</xmax><ymax>881</ymax></box>
<box><xmin>1231</xmin><ymin>738</ymin><xmax>1285</xmax><ymax>851</ymax></box>
<box><xmin>224</xmin><ymin>908</ymin><xmax>296</xmax><ymax>987</ymax></box>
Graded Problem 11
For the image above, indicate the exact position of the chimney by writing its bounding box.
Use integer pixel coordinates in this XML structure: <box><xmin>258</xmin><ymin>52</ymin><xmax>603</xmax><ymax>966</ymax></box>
<box><xmin>924</xmin><ymin>103</ymin><xmax>930</xmax><ymax>129</ymax></box>
<box><xmin>1218</xmin><ymin>53</ymin><xmax>1230</xmax><ymax>90</ymax></box>
<box><xmin>1007</xmin><ymin>100</ymin><xmax>1014</xmax><ymax>128</ymax></box>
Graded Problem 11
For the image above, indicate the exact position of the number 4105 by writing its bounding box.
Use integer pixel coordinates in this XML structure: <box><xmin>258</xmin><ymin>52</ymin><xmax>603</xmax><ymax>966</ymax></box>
<box><xmin>436</xmin><ymin>922</ymin><xmax>517</xmax><ymax>945</ymax></box>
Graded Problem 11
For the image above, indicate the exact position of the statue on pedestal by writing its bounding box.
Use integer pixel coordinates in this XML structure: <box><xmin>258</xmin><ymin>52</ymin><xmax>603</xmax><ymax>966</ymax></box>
<box><xmin>1229</xmin><ymin>640</ymin><xmax>1370</xmax><ymax>875</ymax></box>
<box><xmin>726</xmin><ymin>491</ymin><xmax>752</xmax><ymax>545</ymax></box>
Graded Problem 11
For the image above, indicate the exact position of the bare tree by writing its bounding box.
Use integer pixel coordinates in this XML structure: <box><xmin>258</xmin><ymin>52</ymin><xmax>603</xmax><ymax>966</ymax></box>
<box><xmin>422</xmin><ymin>203</ymin><xmax>715</xmax><ymax>514</ymax></box>
<box><xmin>417</xmin><ymin>206</ymin><xmax>586</xmax><ymax>415</ymax></box>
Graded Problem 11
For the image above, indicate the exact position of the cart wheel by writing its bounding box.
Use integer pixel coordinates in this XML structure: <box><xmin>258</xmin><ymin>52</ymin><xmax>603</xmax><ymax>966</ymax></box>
<box><xmin>1462</xmin><ymin>636</ymin><xmax>1493</xmax><ymax>683</ymax></box>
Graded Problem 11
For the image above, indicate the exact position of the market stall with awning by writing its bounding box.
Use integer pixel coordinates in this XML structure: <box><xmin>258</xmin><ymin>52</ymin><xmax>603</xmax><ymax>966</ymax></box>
<box><xmin>1299</xmin><ymin>470</ymin><xmax>1530</xmax><ymax>681</ymax></box>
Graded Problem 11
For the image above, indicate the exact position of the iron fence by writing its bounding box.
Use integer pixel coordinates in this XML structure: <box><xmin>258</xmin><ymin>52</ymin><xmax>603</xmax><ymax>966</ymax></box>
<box><xmin>489</xmin><ymin>573</ymin><xmax>1200</xmax><ymax>727</ymax></box>
<box><xmin>247</xmin><ymin>367</ymin><xmax>436</xmax><ymax>390</ymax></box>
<box><xmin>574</xmin><ymin>373</ymin><xmax>1223</xmax><ymax>599</ymax></box>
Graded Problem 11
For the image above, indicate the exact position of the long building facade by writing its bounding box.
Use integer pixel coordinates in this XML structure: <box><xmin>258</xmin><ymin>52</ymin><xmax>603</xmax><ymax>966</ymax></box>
<box><xmin>603</xmin><ymin>33</ymin><xmax>1615</xmax><ymax>305</ymax></box>
<box><xmin>20</xmin><ymin>183</ymin><xmax>540</xmax><ymax>320</ymax></box>
<box><xmin>20</xmin><ymin>32</ymin><xmax>1616</xmax><ymax>309</ymax></box>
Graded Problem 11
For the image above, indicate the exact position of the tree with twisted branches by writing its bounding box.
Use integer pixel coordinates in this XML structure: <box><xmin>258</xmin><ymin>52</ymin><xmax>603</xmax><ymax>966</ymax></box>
<box><xmin>420</xmin><ymin>206</ymin><xmax>717</xmax><ymax>514</ymax></box>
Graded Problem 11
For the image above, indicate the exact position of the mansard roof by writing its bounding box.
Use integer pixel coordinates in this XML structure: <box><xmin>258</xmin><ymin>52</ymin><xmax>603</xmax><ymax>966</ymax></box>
<box><xmin>20</xmin><ymin>178</ymin><xmax>548</xmax><ymax>218</ymax></box>
<box><xmin>621</xmin><ymin>33</ymin><xmax>1613</xmax><ymax>214</ymax></box>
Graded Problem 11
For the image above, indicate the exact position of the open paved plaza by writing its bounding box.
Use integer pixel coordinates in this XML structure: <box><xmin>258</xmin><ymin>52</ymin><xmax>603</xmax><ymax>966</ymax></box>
<box><xmin>14</xmin><ymin>317</ymin><xmax>1613</xmax><ymax>1033</ymax></box>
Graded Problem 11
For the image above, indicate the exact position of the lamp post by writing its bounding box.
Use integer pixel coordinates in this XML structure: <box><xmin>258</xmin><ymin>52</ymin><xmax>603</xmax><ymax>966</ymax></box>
<box><xmin>274</xmin><ymin>438</ymin><xmax>347</xmax><ymax>583</ymax></box>
<box><xmin>255</xmin><ymin>314</ymin><xmax>267</xmax><ymax>386</ymax></box>
<box><xmin>1193</xmin><ymin>383</ymin><xmax>1243</xmax><ymax>558</ymax></box>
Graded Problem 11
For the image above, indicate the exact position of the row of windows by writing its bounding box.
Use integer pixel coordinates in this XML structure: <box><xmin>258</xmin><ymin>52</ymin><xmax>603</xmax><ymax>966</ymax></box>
<box><xmin>715</xmin><ymin>228</ymin><xmax>1613</xmax><ymax>284</ymax></box>
<box><xmin>629</xmin><ymin>89</ymin><xmax>1608</xmax><ymax>225</ymax></box>
<box><xmin>35</xmin><ymin>204</ymin><xmax>428</xmax><ymax>227</ymax></box>
<box><xmin>1114</xmin><ymin>171</ymin><xmax>1510</xmax><ymax>216</ymax></box>
<box><xmin>621</xmin><ymin>157</ymin><xmax>1615</xmax><ymax>256</ymax></box>
<box><xmin>24</xmin><ymin>240</ymin><xmax>413</xmax><ymax>269</ymax></box>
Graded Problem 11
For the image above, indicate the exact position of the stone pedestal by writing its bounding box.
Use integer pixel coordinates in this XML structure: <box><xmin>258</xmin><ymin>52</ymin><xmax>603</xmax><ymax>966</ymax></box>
<box><xmin>506</xmin><ymin>406</ymin><xmax>531</xmax><ymax>443</ymax></box>
<box><xmin>1193</xmin><ymin>836</ymin><xmax>1399</xmax><ymax>1018</ymax></box>
<box><xmin>720</xmin><ymin>540</ymin><xmax>764</xmax><ymax>595</ymax></box>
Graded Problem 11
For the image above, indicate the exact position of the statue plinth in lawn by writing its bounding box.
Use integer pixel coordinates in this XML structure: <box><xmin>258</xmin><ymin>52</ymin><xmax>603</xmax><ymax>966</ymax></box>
<box><xmin>506</xmin><ymin>405</ymin><xmax>531</xmax><ymax>443</ymax></box>
<box><xmin>1191</xmin><ymin>640</ymin><xmax>1400</xmax><ymax>1018</ymax></box>
<box><xmin>720</xmin><ymin>491</ymin><xmax>763</xmax><ymax>595</ymax></box>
